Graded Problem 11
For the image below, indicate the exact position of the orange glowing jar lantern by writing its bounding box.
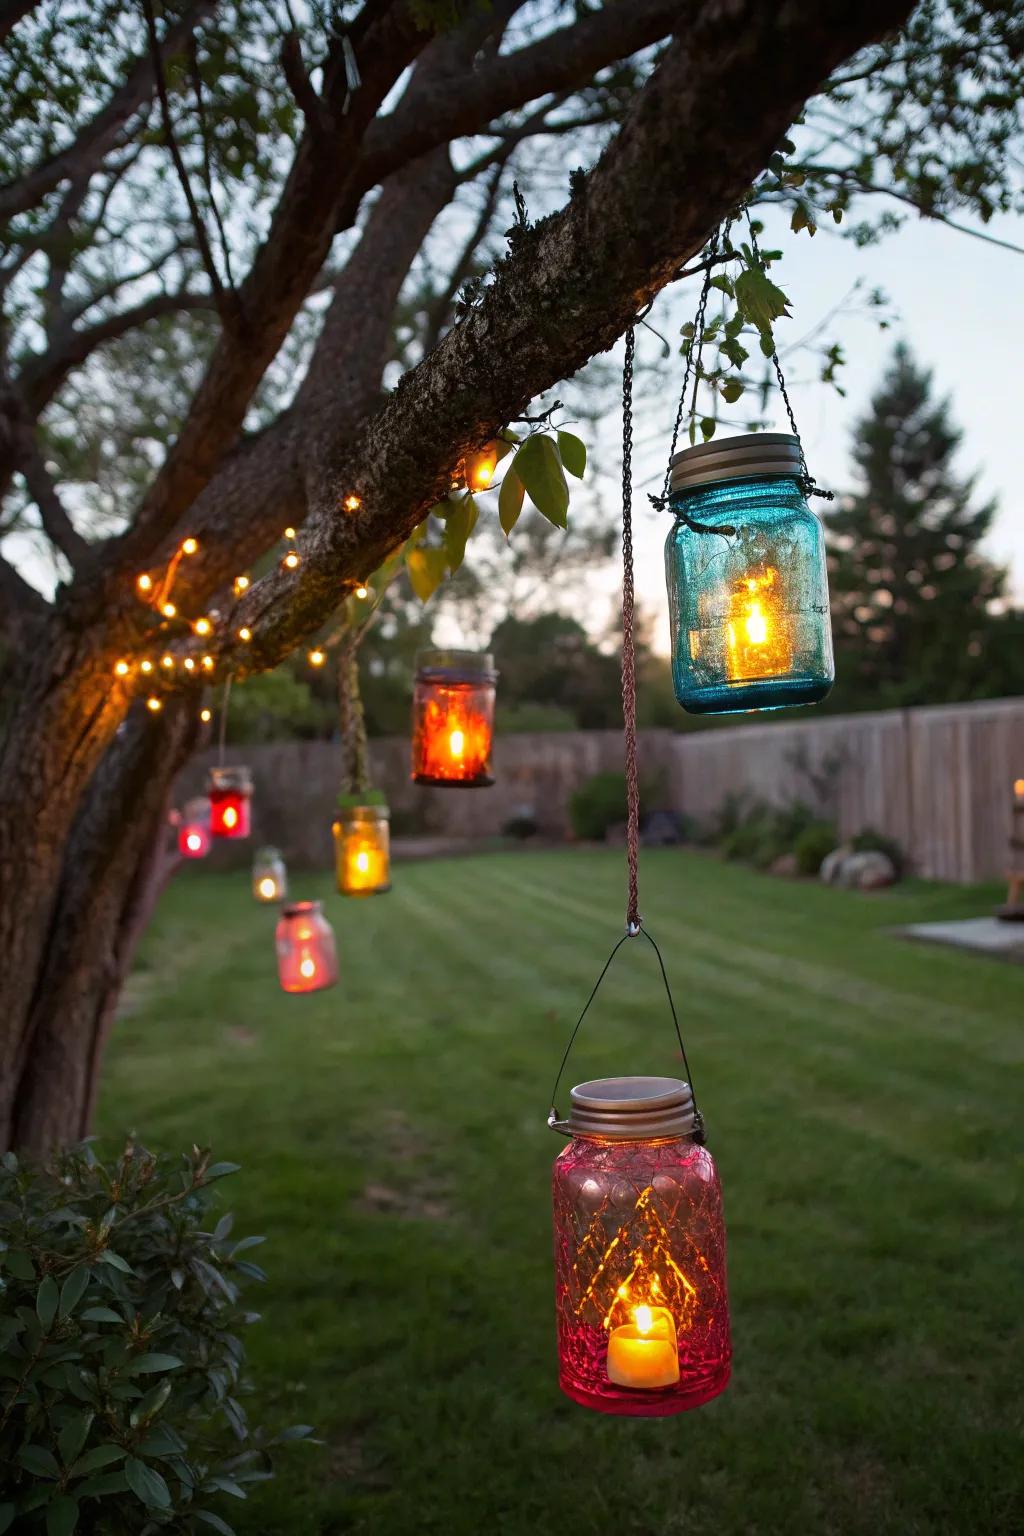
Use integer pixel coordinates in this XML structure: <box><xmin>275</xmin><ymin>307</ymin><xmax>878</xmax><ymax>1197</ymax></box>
<box><xmin>252</xmin><ymin>847</ymin><xmax>287</xmax><ymax>903</ymax></box>
<box><xmin>177</xmin><ymin>797</ymin><xmax>211</xmax><ymax>859</ymax></box>
<box><xmin>207</xmin><ymin>765</ymin><xmax>253</xmax><ymax>839</ymax></box>
<box><xmin>551</xmin><ymin>1076</ymin><xmax>730</xmax><ymax>1417</ymax></box>
<box><xmin>332</xmin><ymin>803</ymin><xmax>391</xmax><ymax>896</ymax></box>
<box><xmin>275</xmin><ymin>901</ymin><xmax>338</xmax><ymax>994</ymax></box>
<box><xmin>411</xmin><ymin>648</ymin><xmax>497</xmax><ymax>787</ymax></box>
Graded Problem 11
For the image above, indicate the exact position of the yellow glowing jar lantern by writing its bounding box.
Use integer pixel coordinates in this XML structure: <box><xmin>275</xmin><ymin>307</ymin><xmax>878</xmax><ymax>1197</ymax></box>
<box><xmin>275</xmin><ymin>901</ymin><xmax>338</xmax><ymax>994</ymax></box>
<box><xmin>411</xmin><ymin>649</ymin><xmax>497</xmax><ymax>787</ymax></box>
<box><xmin>252</xmin><ymin>847</ymin><xmax>287</xmax><ymax>903</ymax></box>
<box><xmin>332</xmin><ymin>803</ymin><xmax>391</xmax><ymax>896</ymax></box>
<box><xmin>665</xmin><ymin>433</ymin><xmax>833</xmax><ymax>714</ymax></box>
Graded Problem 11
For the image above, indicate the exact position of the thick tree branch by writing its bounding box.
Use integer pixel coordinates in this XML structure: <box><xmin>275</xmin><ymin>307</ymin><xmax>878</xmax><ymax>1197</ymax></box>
<box><xmin>0</xmin><ymin>0</ymin><xmax>218</xmax><ymax>222</ymax></box>
<box><xmin>226</xmin><ymin>0</ymin><xmax>914</xmax><ymax>666</ymax></box>
<box><xmin>21</xmin><ymin>445</ymin><xmax>90</xmax><ymax>570</ymax></box>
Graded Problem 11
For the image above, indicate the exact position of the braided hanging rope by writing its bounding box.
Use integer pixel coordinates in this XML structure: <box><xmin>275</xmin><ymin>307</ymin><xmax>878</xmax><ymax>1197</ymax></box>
<box><xmin>620</xmin><ymin>325</ymin><xmax>641</xmax><ymax>935</ymax></box>
<box><xmin>337</xmin><ymin>644</ymin><xmax>369</xmax><ymax>797</ymax></box>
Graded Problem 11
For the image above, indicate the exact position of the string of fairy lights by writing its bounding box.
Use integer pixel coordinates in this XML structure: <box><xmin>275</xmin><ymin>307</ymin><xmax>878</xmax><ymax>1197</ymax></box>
<box><xmin>115</xmin><ymin>493</ymin><xmax>368</xmax><ymax>717</ymax></box>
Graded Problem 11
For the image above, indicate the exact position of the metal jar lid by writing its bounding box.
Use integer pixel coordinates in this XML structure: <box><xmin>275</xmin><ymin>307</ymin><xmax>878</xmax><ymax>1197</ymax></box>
<box><xmin>282</xmin><ymin>899</ymin><xmax>321</xmax><ymax>918</ymax></box>
<box><xmin>415</xmin><ymin>647</ymin><xmax>497</xmax><ymax>683</ymax></box>
<box><xmin>669</xmin><ymin>432</ymin><xmax>802</xmax><ymax>494</ymax></box>
<box><xmin>567</xmin><ymin>1076</ymin><xmax>696</xmax><ymax>1140</ymax></box>
<box><xmin>333</xmin><ymin>803</ymin><xmax>389</xmax><ymax>825</ymax></box>
<box><xmin>207</xmin><ymin>764</ymin><xmax>253</xmax><ymax>793</ymax></box>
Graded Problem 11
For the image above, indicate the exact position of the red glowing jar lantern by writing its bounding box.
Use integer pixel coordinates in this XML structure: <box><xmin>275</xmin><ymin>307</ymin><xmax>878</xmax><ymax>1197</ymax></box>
<box><xmin>177</xmin><ymin>796</ymin><xmax>211</xmax><ymax>859</ymax></box>
<box><xmin>208</xmin><ymin>765</ymin><xmax>253</xmax><ymax>839</ymax></box>
<box><xmin>275</xmin><ymin>900</ymin><xmax>338</xmax><ymax>994</ymax></box>
<box><xmin>411</xmin><ymin>648</ymin><xmax>497</xmax><ymax>787</ymax></box>
<box><xmin>552</xmin><ymin>1076</ymin><xmax>730</xmax><ymax>1417</ymax></box>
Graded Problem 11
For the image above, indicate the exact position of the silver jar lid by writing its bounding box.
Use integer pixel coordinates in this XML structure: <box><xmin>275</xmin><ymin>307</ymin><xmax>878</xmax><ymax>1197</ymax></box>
<box><xmin>567</xmin><ymin>1076</ymin><xmax>696</xmax><ymax>1140</ymax></box>
<box><xmin>207</xmin><ymin>764</ymin><xmax>253</xmax><ymax>792</ymax></box>
<box><xmin>669</xmin><ymin>432</ymin><xmax>802</xmax><ymax>493</ymax></box>
<box><xmin>415</xmin><ymin>647</ymin><xmax>496</xmax><ymax>682</ymax></box>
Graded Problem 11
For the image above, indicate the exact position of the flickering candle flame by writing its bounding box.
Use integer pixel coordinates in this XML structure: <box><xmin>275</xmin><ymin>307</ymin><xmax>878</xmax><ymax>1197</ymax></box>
<box><xmin>725</xmin><ymin>567</ymin><xmax>792</xmax><ymax>682</ymax></box>
<box><xmin>1015</xmin><ymin>778</ymin><xmax>1024</xmax><ymax>799</ymax></box>
<box><xmin>449</xmin><ymin>728</ymin><xmax>465</xmax><ymax>760</ymax></box>
<box><xmin>258</xmin><ymin>876</ymin><xmax>278</xmax><ymax>900</ymax></box>
<box><xmin>299</xmin><ymin>956</ymin><xmax>316</xmax><ymax>979</ymax></box>
<box><xmin>606</xmin><ymin>1304</ymin><xmax>679</xmax><ymax>1390</ymax></box>
<box><xmin>186</xmin><ymin>832</ymin><xmax>203</xmax><ymax>853</ymax></box>
<box><xmin>222</xmin><ymin>805</ymin><xmax>238</xmax><ymax>831</ymax></box>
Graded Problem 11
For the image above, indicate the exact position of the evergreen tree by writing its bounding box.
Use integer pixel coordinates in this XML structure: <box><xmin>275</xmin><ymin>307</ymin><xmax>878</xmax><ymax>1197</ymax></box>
<box><xmin>827</xmin><ymin>344</ymin><xmax>1012</xmax><ymax>708</ymax></box>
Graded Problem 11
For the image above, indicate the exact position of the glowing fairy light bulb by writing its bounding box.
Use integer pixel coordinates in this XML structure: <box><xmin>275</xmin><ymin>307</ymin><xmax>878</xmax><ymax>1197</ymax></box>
<box><xmin>194</xmin><ymin>616</ymin><xmax>212</xmax><ymax>636</ymax></box>
<box><xmin>200</xmin><ymin>707</ymin><xmax>212</xmax><ymax>722</ymax></box>
<box><xmin>183</xmin><ymin>657</ymin><xmax>196</xmax><ymax>672</ymax></box>
<box><xmin>201</xmin><ymin>655</ymin><xmax>214</xmax><ymax>670</ymax></box>
<box><xmin>283</xmin><ymin>551</ymin><xmax>300</xmax><ymax>569</ymax></box>
<box><xmin>344</xmin><ymin>494</ymin><xmax>361</xmax><ymax>511</ymax></box>
<box><xmin>308</xmin><ymin>648</ymin><xmax>325</xmax><ymax>667</ymax></box>
<box><xmin>161</xmin><ymin>654</ymin><xmax>174</xmax><ymax>669</ymax></box>
<box><xmin>233</xmin><ymin>575</ymin><xmax>250</xmax><ymax>594</ymax></box>
<box><xmin>161</xmin><ymin>601</ymin><xmax>177</xmax><ymax>618</ymax></box>
<box><xmin>137</xmin><ymin>573</ymin><xmax>153</xmax><ymax>594</ymax></box>
<box><xmin>355</xmin><ymin>584</ymin><xmax>369</xmax><ymax>600</ymax></box>
<box><xmin>114</xmin><ymin>659</ymin><xmax>130</xmax><ymax>676</ymax></box>
<box><xmin>283</xmin><ymin>526</ymin><xmax>297</xmax><ymax>540</ymax></box>
<box><xmin>140</xmin><ymin>659</ymin><xmax>154</xmax><ymax>674</ymax></box>
<box><xmin>146</xmin><ymin>697</ymin><xmax>162</xmax><ymax>712</ymax></box>
<box><xmin>181</xmin><ymin>537</ymin><xmax>198</xmax><ymax>555</ymax></box>
<box><xmin>238</xmin><ymin>627</ymin><xmax>252</xmax><ymax>642</ymax></box>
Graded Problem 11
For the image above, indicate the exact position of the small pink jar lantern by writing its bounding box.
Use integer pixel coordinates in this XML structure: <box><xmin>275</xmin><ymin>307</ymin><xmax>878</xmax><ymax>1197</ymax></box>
<box><xmin>275</xmin><ymin>901</ymin><xmax>338</xmax><ymax>994</ymax></box>
<box><xmin>551</xmin><ymin>1076</ymin><xmax>730</xmax><ymax>1416</ymax></box>
<box><xmin>177</xmin><ymin>796</ymin><xmax>211</xmax><ymax>859</ymax></box>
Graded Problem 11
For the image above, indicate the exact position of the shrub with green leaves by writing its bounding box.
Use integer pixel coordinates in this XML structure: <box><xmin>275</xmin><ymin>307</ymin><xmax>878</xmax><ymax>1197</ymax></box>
<box><xmin>850</xmin><ymin>827</ymin><xmax>905</xmax><ymax>881</ymax></box>
<box><xmin>0</xmin><ymin>1141</ymin><xmax>312</xmax><ymax>1535</ymax></box>
<box><xmin>793</xmin><ymin>820</ymin><xmax>840</xmax><ymax>877</ymax></box>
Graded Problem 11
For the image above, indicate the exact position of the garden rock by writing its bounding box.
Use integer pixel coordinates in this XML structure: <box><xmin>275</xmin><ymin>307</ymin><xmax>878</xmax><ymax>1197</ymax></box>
<box><xmin>820</xmin><ymin>844</ymin><xmax>851</xmax><ymax>884</ymax></box>
<box><xmin>840</xmin><ymin>850</ymin><xmax>897</xmax><ymax>889</ymax></box>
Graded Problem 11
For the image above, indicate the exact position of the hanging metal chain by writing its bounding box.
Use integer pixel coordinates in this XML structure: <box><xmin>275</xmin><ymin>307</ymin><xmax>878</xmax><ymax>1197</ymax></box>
<box><xmin>660</xmin><ymin>225</ymin><xmax>721</xmax><ymax>505</ymax></box>
<box><xmin>746</xmin><ymin>214</ymin><xmax>834</xmax><ymax>503</ymax></box>
<box><xmin>621</xmin><ymin>326</ymin><xmax>641</xmax><ymax>936</ymax></box>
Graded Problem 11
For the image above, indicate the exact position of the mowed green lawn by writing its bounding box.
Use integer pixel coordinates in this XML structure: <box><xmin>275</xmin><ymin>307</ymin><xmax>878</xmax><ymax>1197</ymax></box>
<box><xmin>99</xmin><ymin>850</ymin><xmax>1024</xmax><ymax>1536</ymax></box>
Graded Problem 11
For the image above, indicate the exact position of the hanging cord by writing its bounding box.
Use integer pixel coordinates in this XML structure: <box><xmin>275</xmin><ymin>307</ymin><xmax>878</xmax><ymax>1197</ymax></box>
<box><xmin>546</xmin><ymin>926</ymin><xmax>705</xmax><ymax>1143</ymax></box>
<box><xmin>621</xmin><ymin>327</ymin><xmax>641</xmax><ymax>936</ymax></box>
<box><xmin>338</xmin><ymin>643</ymin><xmax>369</xmax><ymax>797</ymax></box>
<box><xmin>745</xmin><ymin>213</ymin><xmax>834</xmax><ymax>504</ymax></box>
<box><xmin>217</xmin><ymin>673</ymin><xmax>232</xmax><ymax>766</ymax></box>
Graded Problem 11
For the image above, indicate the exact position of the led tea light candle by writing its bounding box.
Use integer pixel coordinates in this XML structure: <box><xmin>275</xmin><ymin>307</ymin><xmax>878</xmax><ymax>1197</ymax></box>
<box><xmin>252</xmin><ymin>847</ymin><xmax>287</xmax><ymax>903</ymax></box>
<box><xmin>665</xmin><ymin>433</ymin><xmax>833</xmax><ymax>714</ymax></box>
<box><xmin>411</xmin><ymin>649</ymin><xmax>497</xmax><ymax>787</ymax></box>
<box><xmin>275</xmin><ymin>901</ymin><xmax>338</xmax><ymax>994</ymax></box>
<box><xmin>606</xmin><ymin>1304</ymin><xmax>679</xmax><ymax>1390</ymax></box>
<box><xmin>333</xmin><ymin>803</ymin><xmax>391</xmax><ymax>896</ymax></box>
<box><xmin>551</xmin><ymin>1076</ymin><xmax>730</xmax><ymax>1416</ymax></box>
<box><xmin>207</xmin><ymin>765</ymin><xmax>253</xmax><ymax>839</ymax></box>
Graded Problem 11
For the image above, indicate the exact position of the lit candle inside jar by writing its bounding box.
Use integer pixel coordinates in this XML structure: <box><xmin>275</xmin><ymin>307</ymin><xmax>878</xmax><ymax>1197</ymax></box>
<box><xmin>724</xmin><ymin>567</ymin><xmax>793</xmax><ymax>682</ymax></box>
<box><xmin>606</xmin><ymin>1305</ymin><xmax>680</xmax><ymax>1390</ymax></box>
<box><xmin>449</xmin><ymin>728</ymin><xmax>465</xmax><ymax>761</ymax></box>
<box><xmin>345</xmin><ymin>837</ymin><xmax>388</xmax><ymax>892</ymax></box>
<box><xmin>257</xmin><ymin>876</ymin><xmax>278</xmax><ymax>901</ymax></box>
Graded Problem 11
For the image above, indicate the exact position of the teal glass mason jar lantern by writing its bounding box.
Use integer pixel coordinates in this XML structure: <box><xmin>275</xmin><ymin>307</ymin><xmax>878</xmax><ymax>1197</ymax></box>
<box><xmin>665</xmin><ymin>434</ymin><xmax>834</xmax><ymax>715</ymax></box>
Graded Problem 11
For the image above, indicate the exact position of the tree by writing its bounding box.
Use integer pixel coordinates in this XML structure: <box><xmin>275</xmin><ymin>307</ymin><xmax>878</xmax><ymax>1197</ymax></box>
<box><xmin>827</xmin><ymin>343</ymin><xmax>1012</xmax><ymax>708</ymax></box>
<box><xmin>1</xmin><ymin>0</ymin><xmax>1022</xmax><ymax>1149</ymax></box>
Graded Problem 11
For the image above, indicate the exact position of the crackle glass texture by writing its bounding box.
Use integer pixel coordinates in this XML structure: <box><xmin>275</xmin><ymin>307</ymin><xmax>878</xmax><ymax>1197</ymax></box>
<box><xmin>665</xmin><ymin>475</ymin><xmax>834</xmax><ymax>715</ymax></box>
<box><xmin>552</xmin><ymin>1135</ymin><xmax>731</xmax><ymax>1416</ymax></box>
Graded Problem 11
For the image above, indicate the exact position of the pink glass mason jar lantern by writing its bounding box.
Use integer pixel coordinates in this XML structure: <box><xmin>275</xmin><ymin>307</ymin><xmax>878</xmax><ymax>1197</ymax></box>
<box><xmin>177</xmin><ymin>796</ymin><xmax>211</xmax><ymax>859</ymax></box>
<box><xmin>275</xmin><ymin>901</ymin><xmax>338</xmax><ymax>994</ymax></box>
<box><xmin>207</xmin><ymin>765</ymin><xmax>253</xmax><ymax>839</ymax></box>
<box><xmin>551</xmin><ymin>1076</ymin><xmax>730</xmax><ymax>1416</ymax></box>
<box><xmin>411</xmin><ymin>648</ymin><xmax>497</xmax><ymax>787</ymax></box>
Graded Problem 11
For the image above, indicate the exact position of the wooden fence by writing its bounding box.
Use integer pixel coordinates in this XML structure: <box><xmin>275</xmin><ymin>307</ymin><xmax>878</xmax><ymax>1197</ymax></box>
<box><xmin>179</xmin><ymin>696</ymin><xmax>1024</xmax><ymax>883</ymax></box>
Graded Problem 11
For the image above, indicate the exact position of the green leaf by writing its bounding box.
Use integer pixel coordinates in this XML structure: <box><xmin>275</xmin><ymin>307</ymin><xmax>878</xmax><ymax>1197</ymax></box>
<box><xmin>96</xmin><ymin>1251</ymin><xmax>133</xmax><ymax>1274</ymax></box>
<box><xmin>721</xmin><ymin>380</ymin><xmax>744</xmax><ymax>404</ymax></box>
<box><xmin>125</xmin><ymin>1457</ymin><xmax>171</xmax><ymax>1509</ymax></box>
<box><xmin>131</xmin><ymin>1377</ymin><xmax>172</xmax><ymax>1427</ymax></box>
<box><xmin>59</xmin><ymin>1267</ymin><xmax>90</xmax><ymax>1320</ymax></box>
<box><xmin>18</xmin><ymin>1445</ymin><xmax>61</xmax><ymax>1479</ymax></box>
<box><xmin>203</xmin><ymin>1475</ymin><xmax>246</xmax><ymax>1499</ymax></box>
<box><xmin>498</xmin><ymin>468</ymin><xmax>525</xmax><ymax>536</ymax></box>
<box><xmin>0</xmin><ymin>1504</ymin><xmax>14</xmax><ymax>1534</ymax></box>
<box><xmin>512</xmin><ymin>435</ymin><xmax>568</xmax><ymax>527</ymax></box>
<box><xmin>556</xmin><ymin>431</ymin><xmax>587</xmax><ymax>479</ymax></box>
<box><xmin>79</xmin><ymin>1307</ymin><xmax>122</xmax><ymax>1323</ymax></box>
<box><xmin>405</xmin><ymin>545</ymin><xmax>448</xmax><ymax>603</ymax></box>
<box><xmin>203</xmin><ymin>1162</ymin><xmax>241</xmax><ymax>1181</ymax></box>
<box><xmin>70</xmin><ymin>1444</ymin><xmax>126</xmax><ymax>1478</ymax></box>
<box><xmin>734</xmin><ymin>266</ymin><xmax>791</xmax><ymax>336</ymax></box>
<box><xmin>36</xmin><ymin>1274</ymin><xmax>59</xmax><ymax>1330</ymax></box>
<box><xmin>129</xmin><ymin>1353</ymin><xmax>183</xmax><ymax>1374</ymax></box>
<box><xmin>195</xmin><ymin>1513</ymin><xmax>236</xmax><ymax>1535</ymax></box>
<box><xmin>46</xmin><ymin>1495</ymin><xmax>79</xmax><ymax>1536</ymax></box>
<box><xmin>58</xmin><ymin>1412</ymin><xmax>93</xmax><ymax>1468</ymax></box>
<box><xmin>442</xmin><ymin>494</ymin><xmax>478</xmax><ymax>573</ymax></box>
<box><xmin>75</xmin><ymin>1471</ymin><xmax>129</xmax><ymax>1498</ymax></box>
<box><xmin>5</xmin><ymin>1250</ymin><xmax>35</xmax><ymax>1280</ymax></box>
<box><xmin>699</xmin><ymin>417</ymin><xmax>717</xmax><ymax>442</ymax></box>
